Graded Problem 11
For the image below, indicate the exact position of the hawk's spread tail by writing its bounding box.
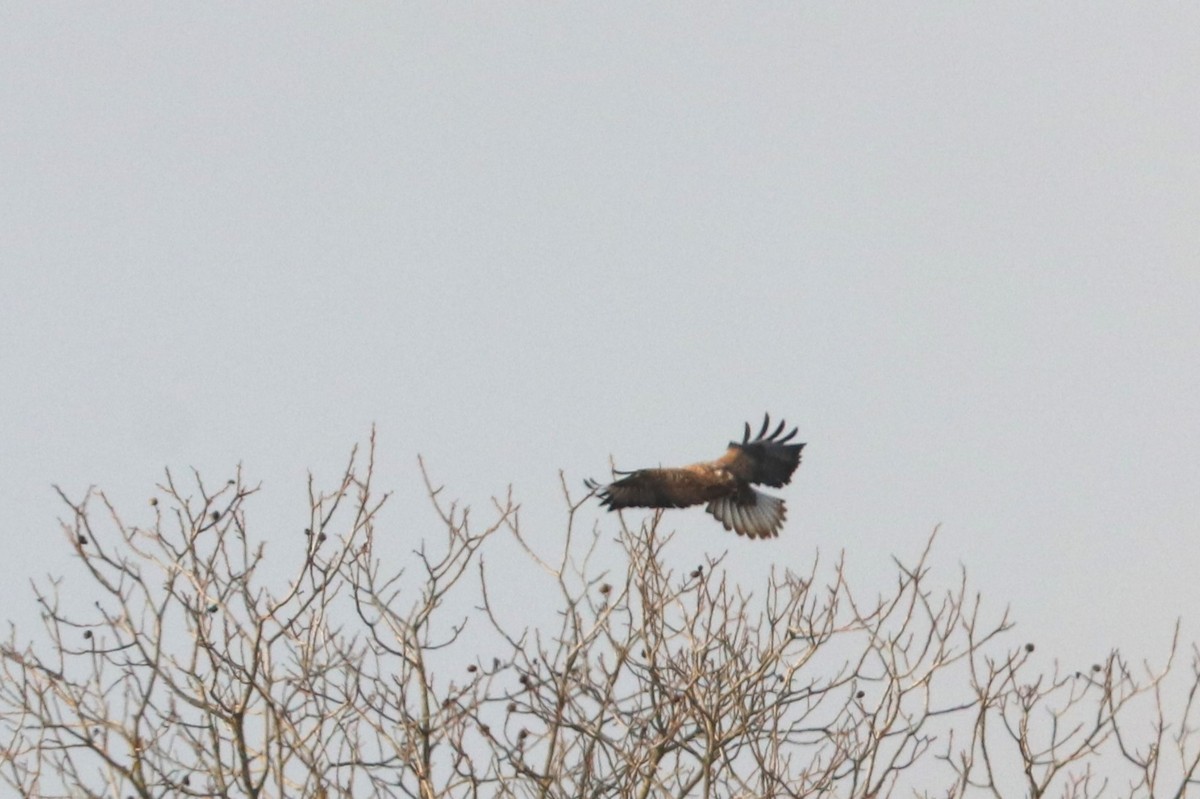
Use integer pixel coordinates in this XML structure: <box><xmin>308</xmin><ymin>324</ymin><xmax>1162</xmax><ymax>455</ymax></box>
<box><xmin>705</xmin><ymin>489</ymin><xmax>786</xmax><ymax>539</ymax></box>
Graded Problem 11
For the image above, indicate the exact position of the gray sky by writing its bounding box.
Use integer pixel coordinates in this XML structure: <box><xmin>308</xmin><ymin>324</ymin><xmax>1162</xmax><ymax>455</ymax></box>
<box><xmin>2</xmin><ymin>5</ymin><xmax>1198</xmax><ymax>668</ymax></box>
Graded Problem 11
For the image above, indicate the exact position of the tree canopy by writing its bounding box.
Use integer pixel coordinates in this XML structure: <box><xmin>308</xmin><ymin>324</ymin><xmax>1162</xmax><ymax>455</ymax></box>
<box><xmin>1</xmin><ymin>438</ymin><xmax>1196</xmax><ymax>798</ymax></box>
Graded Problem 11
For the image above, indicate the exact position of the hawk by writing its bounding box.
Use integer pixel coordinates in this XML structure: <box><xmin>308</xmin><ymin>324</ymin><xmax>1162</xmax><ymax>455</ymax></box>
<box><xmin>585</xmin><ymin>414</ymin><xmax>805</xmax><ymax>539</ymax></box>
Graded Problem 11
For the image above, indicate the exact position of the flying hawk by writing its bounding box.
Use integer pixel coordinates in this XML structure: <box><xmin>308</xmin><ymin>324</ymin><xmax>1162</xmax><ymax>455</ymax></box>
<box><xmin>585</xmin><ymin>414</ymin><xmax>805</xmax><ymax>539</ymax></box>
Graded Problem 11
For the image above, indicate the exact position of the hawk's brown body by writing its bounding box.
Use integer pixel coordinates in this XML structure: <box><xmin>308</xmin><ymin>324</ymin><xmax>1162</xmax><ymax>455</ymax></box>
<box><xmin>585</xmin><ymin>414</ymin><xmax>805</xmax><ymax>540</ymax></box>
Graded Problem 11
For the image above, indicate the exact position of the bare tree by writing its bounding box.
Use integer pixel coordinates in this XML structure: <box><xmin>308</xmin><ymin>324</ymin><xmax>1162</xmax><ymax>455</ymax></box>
<box><xmin>1</xmin><ymin>436</ymin><xmax>1196</xmax><ymax>798</ymax></box>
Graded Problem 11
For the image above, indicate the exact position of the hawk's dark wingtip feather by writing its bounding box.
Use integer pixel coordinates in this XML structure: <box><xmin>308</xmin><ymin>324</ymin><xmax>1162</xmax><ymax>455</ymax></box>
<box><xmin>740</xmin><ymin>414</ymin><xmax>800</xmax><ymax>445</ymax></box>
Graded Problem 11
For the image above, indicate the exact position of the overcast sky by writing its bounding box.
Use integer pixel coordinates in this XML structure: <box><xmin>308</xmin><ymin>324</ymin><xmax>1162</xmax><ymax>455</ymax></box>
<box><xmin>2</xmin><ymin>5</ymin><xmax>1198</xmax><ymax>670</ymax></box>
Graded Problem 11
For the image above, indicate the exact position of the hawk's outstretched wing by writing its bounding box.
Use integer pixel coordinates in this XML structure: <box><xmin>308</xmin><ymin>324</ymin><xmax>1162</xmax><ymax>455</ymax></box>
<box><xmin>715</xmin><ymin>414</ymin><xmax>805</xmax><ymax>487</ymax></box>
<box><xmin>584</xmin><ymin>467</ymin><xmax>728</xmax><ymax>510</ymax></box>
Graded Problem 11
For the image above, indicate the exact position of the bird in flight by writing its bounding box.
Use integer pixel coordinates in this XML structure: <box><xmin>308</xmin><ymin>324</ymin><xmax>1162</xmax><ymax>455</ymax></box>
<box><xmin>584</xmin><ymin>414</ymin><xmax>805</xmax><ymax>539</ymax></box>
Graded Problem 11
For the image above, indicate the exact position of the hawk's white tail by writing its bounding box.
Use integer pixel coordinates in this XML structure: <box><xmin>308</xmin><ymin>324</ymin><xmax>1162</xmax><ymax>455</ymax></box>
<box><xmin>705</xmin><ymin>489</ymin><xmax>786</xmax><ymax>539</ymax></box>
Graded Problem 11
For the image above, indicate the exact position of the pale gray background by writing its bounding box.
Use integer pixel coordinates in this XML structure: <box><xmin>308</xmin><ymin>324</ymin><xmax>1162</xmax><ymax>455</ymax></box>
<box><xmin>2</xmin><ymin>5</ymin><xmax>1198</xmax><ymax>668</ymax></box>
